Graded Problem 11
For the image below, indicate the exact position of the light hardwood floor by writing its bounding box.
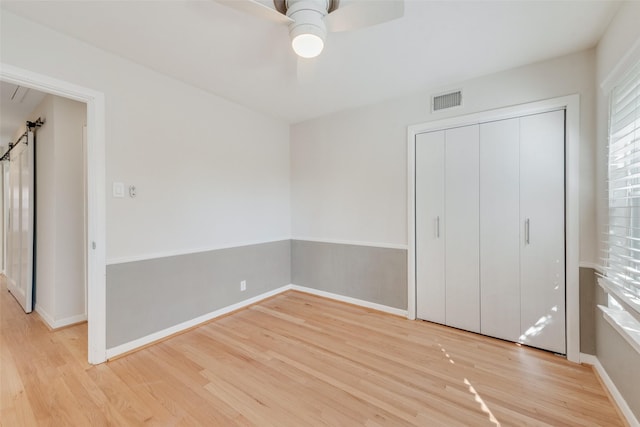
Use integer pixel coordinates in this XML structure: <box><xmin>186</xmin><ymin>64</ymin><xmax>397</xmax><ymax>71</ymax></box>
<box><xmin>0</xmin><ymin>280</ymin><xmax>626</xmax><ymax>426</ymax></box>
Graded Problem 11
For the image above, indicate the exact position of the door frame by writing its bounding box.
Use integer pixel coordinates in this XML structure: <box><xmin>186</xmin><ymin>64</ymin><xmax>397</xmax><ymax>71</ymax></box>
<box><xmin>0</xmin><ymin>63</ymin><xmax>107</xmax><ymax>364</ymax></box>
<box><xmin>407</xmin><ymin>94</ymin><xmax>581</xmax><ymax>363</ymax></box>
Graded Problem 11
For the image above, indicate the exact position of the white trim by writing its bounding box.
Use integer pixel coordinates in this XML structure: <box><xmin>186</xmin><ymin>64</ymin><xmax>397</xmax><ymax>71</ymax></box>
<box><xmin>105</xmin><ymin>285</ymin><xmax>292</xmax><ymax>359</ymax></box>
<box><xmin>598</xmin><ymin>277</ymin><xmax>640</xmax><ymax>316</ymax></box>
<box><xmin>53</xmin><ymin>314</ymin><xmax>88</xmax><ymax>329</ymax></box>
<box><xmin>408</xmin><ymin>100</ymin><xmax>570</xmax><ymax>135</ymax></box>
<box><xmin>579</xmin><ymin>352</ymin><xmax>598</xmax><ymax>365</ymax></box>
<box><xmin>580</xmin><ymin>354</ymin><xmax>640</xmax><ymax>427</ymax></box>
<box><xmin>108</xmin><ymin>238</ymin><xmax>408</xmax><ymax>265</ymax></box>
<box><xmin>565</xmin><ymin>94</ymin><xmax>581</xmax><ymax>363</ymax></box>
<box><xmin>291</xmin><ymin>237</ymin><xmax>408</xmax><ymax>250</ymax></box>
<box><xmin>407</xmin><ymin>122</ymin><xmax>416</xmax><ymax>321</ymax></box>
<box><xmin>1</xmin><ymin>63</ymin><xmax>107</xmax><ymax>364</ymax></box>
<box><xmin>35</xmin><ymin>305</ymin><xmax>55</xmax><ymax>329</ymax></box>
<box><xmin>407</xmin><ymin>94</ymin><xmax>581</xmax><ymax>363</ymax></box>
<box><xmin>580</xmin><ymin>261</ymin><xmax>604</xmax><ymax>274</ymax></box>
<box><xmin>35</xmin><ymin>305</ymin><xmax>87</xmax><ymax>329</ymax></box>
<box><xmin>106</xmin><ymin>237</ymin><xmax>292</xmax><ymax>265</ymax></box>
<box><xmin>290</xmin><ymin>284</ymin><xmax>408</xmax><ymax>317</ymax></box>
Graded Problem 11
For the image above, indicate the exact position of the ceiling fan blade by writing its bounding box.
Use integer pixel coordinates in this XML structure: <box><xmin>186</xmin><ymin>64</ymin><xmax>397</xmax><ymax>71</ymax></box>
<box><xmin>214</xmin><ymin>0</ymin><xmax>293</xmax><ymax>25</ymax></box>
<box><xmin>325</xmin><ymin>0</ymin><xmax>404</xmax><ymax>33</ymax></box>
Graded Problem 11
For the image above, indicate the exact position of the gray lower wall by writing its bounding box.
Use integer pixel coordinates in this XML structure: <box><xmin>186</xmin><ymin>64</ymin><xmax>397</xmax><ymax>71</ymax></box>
<box><xmin>579</xmin><ymin>267</ymin><xmax>597</xmax><ymax>355</ymax></box>
<box><xmin>106</xmin><ymin>240</ymin><xmax>291</xmax><ymax>348</ymax></box>
<box><xmin>291</xmin><ymin>240</ymin><xmax>407</xmax><ymax>310</ymax></box>
<box><xmin>582</xmin><ymin>267</ymin><xmax>640</xmax><ymax>421</ymax></box>
<box><xmin>594</xmin><ymin>278</ymin><xmax>640</xmax><ymax>420</ymax></box>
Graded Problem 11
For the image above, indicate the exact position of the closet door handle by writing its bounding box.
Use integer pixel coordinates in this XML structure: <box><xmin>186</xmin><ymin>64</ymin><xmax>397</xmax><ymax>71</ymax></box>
<box><xmin>436</xmin><ymin>216</ymin><xmax>440</xmax><ymax>238</ymax></box>
<box><xmin>525</xmin><ymin>219</ymin><xmax>530</xmax><ymax>245</ymax></box>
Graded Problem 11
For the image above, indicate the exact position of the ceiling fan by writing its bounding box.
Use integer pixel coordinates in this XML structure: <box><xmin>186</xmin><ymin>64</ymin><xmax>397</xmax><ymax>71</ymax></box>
<box><xmin>215</xmin><ymin>0</ymin><xmax>405</xmax><ymax>58</ymax></box>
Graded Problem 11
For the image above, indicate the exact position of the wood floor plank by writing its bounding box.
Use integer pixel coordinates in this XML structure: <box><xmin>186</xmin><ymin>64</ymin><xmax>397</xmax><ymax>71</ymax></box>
<box><xmin>0</xmin><ymin>280</ymin><xmax>627</xmax><ymax>426</ymax></box>
<box><xmin>0</xmin><ymin>339</ymin><xmax>38</xmax><ymax>427</ymax></box>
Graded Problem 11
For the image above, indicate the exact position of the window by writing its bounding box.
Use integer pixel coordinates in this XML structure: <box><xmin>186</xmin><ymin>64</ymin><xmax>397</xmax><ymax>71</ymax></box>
<box><xmin>603</xmin><ymin>58</ymin><xmax>640</xmax><ymax>317</ymax></box>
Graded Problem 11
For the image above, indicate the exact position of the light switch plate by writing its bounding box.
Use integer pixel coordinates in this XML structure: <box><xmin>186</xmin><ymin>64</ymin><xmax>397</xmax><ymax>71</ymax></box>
<box><xmin>113</xmin><ymin>182</ymin><xmax>125</xmax><ymax>198</ymax></box>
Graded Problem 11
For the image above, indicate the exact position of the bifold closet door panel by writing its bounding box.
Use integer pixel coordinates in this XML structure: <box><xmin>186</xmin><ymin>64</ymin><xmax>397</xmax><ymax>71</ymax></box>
<box><xmin>520</xmin><ymin>110</ymin><xmax>566</xmax><ymax>354</ymax></box>
<box><xmin>445</xmin><ymin>125</ymin><xmax>480</xmax><ymax>333</ymax></box>
<box><xmin>415</xmin><ymin>131</ymin><xmax>445</xmax><ymax>323</ymax></box>
<box><xmin>479</xmin><ymin>118</ymin><xmax>521</xmax><ymax>342</ymax></box>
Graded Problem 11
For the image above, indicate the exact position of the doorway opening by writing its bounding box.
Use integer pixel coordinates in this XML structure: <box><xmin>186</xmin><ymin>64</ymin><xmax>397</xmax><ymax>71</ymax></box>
<box><xmin>1</xmin><ymin>83</ymin><xmax>87</xmax><ymax>328</ymax></box>
<box><xmin>0</xmin><ymin>63</ymin><xmax>106</xmax><ymax>364</ymax></box>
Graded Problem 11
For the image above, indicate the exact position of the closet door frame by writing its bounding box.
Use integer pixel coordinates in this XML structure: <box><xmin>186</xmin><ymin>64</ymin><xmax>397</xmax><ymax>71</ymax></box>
<box><xmin>407</xmin><ymin>94</ymin><xmax>581</xmax><ymax>363</ymax></box>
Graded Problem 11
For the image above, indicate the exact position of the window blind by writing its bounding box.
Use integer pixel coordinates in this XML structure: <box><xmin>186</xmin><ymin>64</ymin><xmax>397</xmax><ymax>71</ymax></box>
<box><xmin>604</xmin><ymin>58</ymin><xmax>640</xmax><ymax>313</ymax></box>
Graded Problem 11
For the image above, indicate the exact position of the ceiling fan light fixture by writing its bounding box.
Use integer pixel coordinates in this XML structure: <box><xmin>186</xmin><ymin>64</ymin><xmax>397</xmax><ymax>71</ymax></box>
<box><xmin>286</xmin><ymin>0</ymin><xmax>328</xmax><ymax>58</ymax></box>
<box><xmin>290</xmin><ymin>26</ymin><xmax>325</xmax><ymax>58</ymax></box>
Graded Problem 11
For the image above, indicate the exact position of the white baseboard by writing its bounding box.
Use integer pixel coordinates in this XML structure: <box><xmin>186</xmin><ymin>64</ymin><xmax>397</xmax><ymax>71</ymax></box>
<box><xmin>105</xmin><ymin>285</ymin><xmax>291</xmax><ymax>359</ymax></box>
<box><xmin>35</xmin><ymin>304</ymin><xmax>55</xmax><ymax>328</ymax></box>
<box><xmin>290</xmin><ymin>284</ymin><xmax>408</xmax><ymax>317</ymax></box>
<box><xmin>579</xmin><ymin>352</ymin><xmax>598</xmax><ymax>365</ymax></box>
<box><xmin>105</xmin><ymin>283</ymin><xmax>408</xmax><ymax>360</ymax></box>
<box><xmin>35</xmin><ymin>305</ymin><xmax>87</xmax><ymax>329</ymax></box>
<box><xmin>291</xmin><ymin>237</ymin><xmax>408</xmax><ymax>250</ymax></box>
<box><xmin>580</xmin><ymin>353</ymin><xmax>639</xmax><ymax>427</ymax></box>
<box><xmin>53</xmin><ymin>313</ymin><xmax>88</xmax><ymax>328</ymax></box>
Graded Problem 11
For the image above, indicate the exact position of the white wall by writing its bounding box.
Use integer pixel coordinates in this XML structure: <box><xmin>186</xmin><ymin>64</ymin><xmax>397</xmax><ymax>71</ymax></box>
<box><xmin>0</xmin><ymin>11</ymin><xmax>291</xmax><ymax>264</ymax></box>
<box><xmin>53</xmin><ymin>96</ymin><xmax>87</xmax><ymax>320</ymax></box>
<box><xmin>291</xmin><ymin>50</ymin><xmax>597</xmax><ymax>263</ymax></box>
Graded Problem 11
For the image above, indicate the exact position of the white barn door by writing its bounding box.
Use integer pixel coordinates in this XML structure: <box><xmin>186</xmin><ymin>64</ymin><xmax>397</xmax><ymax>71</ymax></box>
<box><xmin>6</xmin><ymin>131</ymin><xmax>35</xmax><ymax>313</ymax></box>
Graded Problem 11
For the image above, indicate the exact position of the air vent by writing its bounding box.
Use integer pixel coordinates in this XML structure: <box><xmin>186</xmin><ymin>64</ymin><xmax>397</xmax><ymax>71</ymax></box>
<box><xmin>432</xmin><ymin>90</ymin><xmax>462</xmax><ymax>112</ymax></box>
<box><xmin>7</xmin><ymin>85</ymin><xmax>30</xmax><ymax>104</ymax></box>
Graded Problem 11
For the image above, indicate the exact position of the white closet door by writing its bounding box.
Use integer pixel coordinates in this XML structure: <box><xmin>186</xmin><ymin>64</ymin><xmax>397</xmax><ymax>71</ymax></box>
<box><xmin>415</xmin><ymin>131</ymin><xmax>445</xmax><ymax>323</ymax></box>
<box><xmin>6</xmin><ymin>133</ymin><xmax>34</xmax><ymax>314</ymax></box>
<box><xmin>480</xmin><ymin>118</ymin><xmax>521</xmax><ymax>342</ymax></box>
<box><xmin>520</xmin><ymin>110</ymin><xmax>565</xmax><ymax>354</ymax></box>
<box><xmin>7</xmin><ymin>153</ymin><xmax>21</xmax><ymax>292</ymax></box>
<box><xmin>445</xmin><ymin>125</ymin><xmax>480</xmax><ymax>333</ymax></box>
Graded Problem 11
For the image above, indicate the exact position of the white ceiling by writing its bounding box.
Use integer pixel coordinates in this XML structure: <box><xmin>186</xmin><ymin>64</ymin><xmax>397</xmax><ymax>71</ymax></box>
<box><xmin>0</xmin><ymin>81</ymin><xmax>47</xmax><ymax>148</ymax></box>
<box><xmin>0</xmin><ymin>0</ymin><xmax>621</xmax><ymax>123</ymax></box>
